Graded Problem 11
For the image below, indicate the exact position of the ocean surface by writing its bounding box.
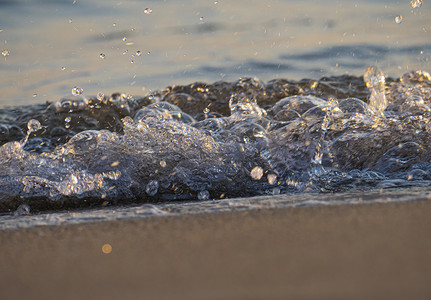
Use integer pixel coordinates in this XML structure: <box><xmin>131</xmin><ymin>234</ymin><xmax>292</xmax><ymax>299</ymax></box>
<box><xmin>1</xmin><ymin>0</ymin><xmax>431</xmax><ymax>229</ymax></box>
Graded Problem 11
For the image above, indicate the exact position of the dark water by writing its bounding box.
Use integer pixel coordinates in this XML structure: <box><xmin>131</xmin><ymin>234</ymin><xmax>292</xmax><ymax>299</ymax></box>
<box><xmin>1</xmin><ymin>67</ymin><xmax>431</xmax><ymax>215</ymax></box>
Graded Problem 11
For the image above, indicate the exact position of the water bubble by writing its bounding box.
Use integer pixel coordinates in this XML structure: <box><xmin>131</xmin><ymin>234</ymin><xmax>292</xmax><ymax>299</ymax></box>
<box><xmin>395</xmin><ymin>15</ymin><xmax>403</xmax><ymax>24</ymax></box>
<box><xmin>13</xmin><ymin>204</ymin><xmax>31</xmax><ymax>216</ymax></box>
<box><xmin>144</xmin><ymin>8</ymin><xmax>152</xmax><ymax>14</ymax></box>
<box><xmin>2</xmin><ymin>49</ymin><xmax>10</xmax><ymax>56</ymax></box>
<box><xmin>136</xmin><ymin>50</ymin><xmax>142</xmax><ymax>56</ymax></box>
<box><xmin>27</xmin><ymin>119</ymin><xmax>42</xmax><ymax>133</ymax></box>
<box><xmin>146</xmin><ymin>180</ymin><xmax>159</xmax><ymax>196</ymax></box>
<box><xmin>100</xmin><ymin>53</ymin><xmax>106</xmax><ymax>59</ymax></box>
<box><xmin>198</xmin><ymin>190</ymin><xmax>210</xmax><ymax>201</ymax></box>
<box><xmin>411</xmin><ymin>0</ymin><xmax>422</xmax><ymax>8</ymax></box>
<box><xmin>250</xmin><ymin>166</ymin><xmax>264</xmax><ymax>180</ymax></box>
<box><xmin>97</xmin><ymin>92</ymin><xmax>105</xmax><ymax>101</ymax></box>
<box><xmin>72</xmin><ymin>86</ymin><xmax>83</xmax><ymax>96</ymax></box>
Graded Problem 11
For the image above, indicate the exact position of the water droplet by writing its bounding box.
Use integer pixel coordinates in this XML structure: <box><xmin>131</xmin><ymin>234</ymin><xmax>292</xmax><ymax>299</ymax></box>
<box><xmin>100</xmin><ymin>53</ymin><xmax>106</xmax><ymax>59</ymax></box>
<box><xmin>136</xmin><ymin>50</ymin><xmax>142</xmax><ymax>56</ymax></box>
<box><xmin>250</xmin><ymin>166</ymin><xmax>264</xmax><ymax>180</ymax></box>
<box><xmin>65</xmin><ymin>116</ymin><xmax>71</xmax><ymax>123</ymax></box>
<box><xmin>160</xmin><ymin>160</ymin><xmax>167</xmax><ymax>168</ymax></box>
<box><xmin>144</xmin><ymin>8</ymin><xmax>152</xmax><ymax>14</ymax></box>
<box><xmin>72</xmin><ymin>86</ymin><xmax>83</xmax><ymax>96</ymax></box>
<box><xmin>267</xmin><ymin>174</ymin><xmax>277</xmax><ymax>185</ymax></box>
<box><xmin>130</xmin><ymin>60</ymin><xmax>134</xmax><ymax>64</ymax></box>
<box><xmin>411</xmin><ymin>0</ymin><xmax>422</xmax><ymax>8</ymax></box>
<box><xmin>68</xmin><ymin>18</ymin><xmax>73</xmax><ymax>23</ymax></box>
<box><xmin>97</xmin><ymin>92</ymin><xmax>104</xmax><ymax>101</ymax></box>
<box><xmin>13</xmin><ymin>204</ymin><xmax>31</xmax><ymax>216</ymax></box>
<box><xmin>2</xmin><ymin>49</ymin><xmax>10</xmax><ymax>56</ymax></box>
<box><xmin>33</xmin><ymin>94</ymin><xmax>37</xmax><ymax>98</ymax></box>
<box><xmin>214</xmin><ymin>1</ymin><xmax>218</xmax><ymax>4</ymax></box>
<box><xmin>198</xmin><ymin>190</ymin><xmax>210</xmax><ymax>201</ymax></box>
<box><xmin>200</xmin><ymin>17</ymin><xmax>204</xmax><ymax>21</ymax></box>
<box><xmin>146</xmin><ymin>180</ymin><xmax>159</xmax><ymax>196</ymax></box>
<box><xmin>110</xmin><ymin>161</ymin><xmax>120</xmax><ymax>167</ymax></box>
<box><xmin>395</xmin><ymin>15</ymin><xmax>403</xmax><ymax>24</ymax></box>
<box><xmin>122</xmin><ymin>36</ymin><xmax>127</xmax><ymax>42</ymax></box>
<box><xmin>112</xmin><ymin>23</ymin><xmax>117</xmax><ymax>27</ymax></box>
<box><xmin>27</xmin><ymin>119</ymin><xmax>42</xmax><ymax>133</ymax></box>
<box><xmin>203</xmin><ymin>107</ymin><xmax>210</xmax><ymax>114</ymax></box>
<box><xmin>61</xmin><ymin>66</ymin><xmax>66</xmax><ymax>70</ymax></box>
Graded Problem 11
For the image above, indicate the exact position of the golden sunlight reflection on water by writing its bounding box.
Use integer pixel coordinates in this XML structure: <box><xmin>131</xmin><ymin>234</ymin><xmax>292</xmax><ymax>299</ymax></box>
<box><xmin>0</xmin><ymin>0</ymin><xmax>430</xmax><ymax>106</ymax></box>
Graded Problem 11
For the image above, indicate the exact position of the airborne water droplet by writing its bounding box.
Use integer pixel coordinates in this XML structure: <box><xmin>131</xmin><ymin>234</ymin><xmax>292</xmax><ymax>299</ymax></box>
<box><xmin>2</xmin><ymin>49</ymin><xmax>10</xmax><ymax>56</ymax></box>
<box><xmin>411</xmin><ymin>0</ymin><xmax>422</xmax><ymax>8</ymax></box>
<box><xmin>136</xmin><ymin>50</ymin><xmax>142</xmax><ymax>56</ymax></box>
<box><xmin>27</xmin><ymin>119</ymin><xmax>42</xmax><ymax>133</ymax></box>
<box><xmin>250</xmin><ymin>166</ymin><xmax>264</xmax><ymax>180</ymax></box>
<box><xmin>144</xmin><ymin>8</ymin><xmax>152</xmax><ymax>14</ymax></box>
<box><xmin>97</xmin><ymin>92</ymin><xmax>105</xmax><ymax>101</ymax></box>
<box><xmin>72</xmin><ymin>86</ymin><xmax>83</xmax><ymax>96</ymax></box>
<box><xmin>100</xmin><ymin>53</ymin><xmax>106</xmax><ymax>59</ymax></box>
<box><xmin>395</xmin><ymin>15</ymin><xmax>403</xmax><ymax>24</ymax></box>
<box><xmin>122</xmin><ymin>37</ymin><xmax>127</xmax><ymax>42</ymax></box>
<box><xmin>61</xmin><ymin>66</ymin><xmax>66</xmax><ymax>70</ymax></box>
<box><xmin>160</xmin><ymin>160</ymin><xmax>167</xmax><ymax>168</ymax></box>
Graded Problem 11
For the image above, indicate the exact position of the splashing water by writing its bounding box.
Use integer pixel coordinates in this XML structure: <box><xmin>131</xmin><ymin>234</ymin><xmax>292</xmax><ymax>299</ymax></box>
<box><xmin>1</xmin><ymin>68</ymin><xmax>431</xmax><ymax>212</ymax></box>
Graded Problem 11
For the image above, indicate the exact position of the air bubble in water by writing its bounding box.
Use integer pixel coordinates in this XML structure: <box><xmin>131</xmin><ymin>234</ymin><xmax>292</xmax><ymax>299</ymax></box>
<box><xmin>146</xmin><ymin>180</ymin><xmax>159</xmax><ymax>196</ymax></box>
<box><xmin>144</xmin><ymin>8</ymin><xmax>152</xmax><ymax>14</ymax></box>
<box><xmin>100</xmin><ymin>53</ymin><xmax>106</xmax><ymax>59</ymax></box>
<box><xmin>27</xmin><ymin>119</ymin><xmax>41</xmax><ymax>133</ymax></box>
<box><xmin>198</xmin><ymin>190</ymin><xmax>210</xmax><ymax>201</ymax></box>
<box><xmin>13</xmin><ymin>204</ymin><xmax>31</xmax><ymax>216</ymax></box>
<box><xmin>250</xmin><ymin>166</ymin><xmax>264</xmax><ymax>180</ymax></box>
<box><xmin>72</xmin><ymin>86</ymin><xmax>83</xmax><ymax>96</ymax></box>
<box><xmin>2</xmin><ymin>49</ymin><xmax>10</xmax><ymax>56</ymax></box>
<box><xmin>136</xmin><ymin>51</ymin><xmax>142</xmax><ymax>56</ymax></box>
<box><xmin>97</xmin><ymin>92</ymin><xmax>105</xmax><ymax>101</ymax></box>
<box><xmin>411</xmin><ymin>0</ymin><xmax>422</xmax><ymax>8</ymax></box>
<box><xmin>395</xmin><ymin>16</ymin><xmax>402</xmax><ymax>24</ymax></box>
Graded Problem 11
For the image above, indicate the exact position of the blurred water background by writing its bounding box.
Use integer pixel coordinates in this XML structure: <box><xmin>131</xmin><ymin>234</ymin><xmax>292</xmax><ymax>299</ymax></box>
<box><xmin>0</xmin><ymin>0</ymin><xmax>430</xmax><ymax>106</ymax></box>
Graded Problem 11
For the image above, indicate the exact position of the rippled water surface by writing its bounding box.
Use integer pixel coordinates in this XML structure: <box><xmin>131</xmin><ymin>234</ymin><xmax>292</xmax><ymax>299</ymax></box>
<box><xmin>1</xmin><ymin>0</ymin><xmax>431</xmax><ymax>225</ymax></box>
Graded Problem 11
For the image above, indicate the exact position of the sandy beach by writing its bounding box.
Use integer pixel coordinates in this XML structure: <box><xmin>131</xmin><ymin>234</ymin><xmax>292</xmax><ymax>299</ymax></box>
<box><xmin>1</xmin><ymin>200</ymin><xmax>431</xmax><ymax>300</ymax></box>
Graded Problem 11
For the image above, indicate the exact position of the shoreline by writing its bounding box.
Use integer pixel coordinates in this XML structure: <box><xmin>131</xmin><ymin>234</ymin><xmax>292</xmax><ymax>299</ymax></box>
<box><xmin>1</xmin><ymin>200</ymin><xmax>431</xmax><ymax>299</ymax></box>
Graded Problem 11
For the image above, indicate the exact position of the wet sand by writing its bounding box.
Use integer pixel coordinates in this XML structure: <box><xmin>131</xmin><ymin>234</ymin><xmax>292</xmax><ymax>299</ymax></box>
<box><xmin>1</xmin><ymin>200</ymin><xmax>431</xmax><ymax>300</ymax></box>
